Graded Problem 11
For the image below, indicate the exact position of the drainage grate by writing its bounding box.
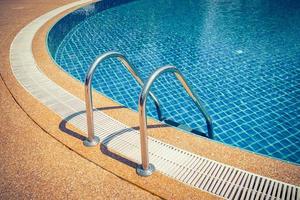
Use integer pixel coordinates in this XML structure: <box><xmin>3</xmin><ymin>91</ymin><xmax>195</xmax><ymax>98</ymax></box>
<box><xmin>103</xmin><ymin>123</ymin><xmax>299</xmax><ymax>200</ymax></box>
<box><xmin>10</xmin><ymin>1</ymin><xmax>300</xmax><ymax>200</ymax></box>
<box><xmin>152</xmin><ymin>141</ymin><xmax>299</xmax><ymax>200</ymax></box>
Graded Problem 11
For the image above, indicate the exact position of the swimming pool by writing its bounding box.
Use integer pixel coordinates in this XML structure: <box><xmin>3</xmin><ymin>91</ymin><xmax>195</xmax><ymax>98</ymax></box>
<box><xmin>48</xmin><ymin>0</ymin><xmax>300</xmax><ymax>164</ymax></box>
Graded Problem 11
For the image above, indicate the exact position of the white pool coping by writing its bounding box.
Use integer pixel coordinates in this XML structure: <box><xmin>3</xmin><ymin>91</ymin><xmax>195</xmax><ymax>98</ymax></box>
<box><xmin>9</xmin><ymin>1</ymin><xmax>299</xmax><ymax>199</ymax></box>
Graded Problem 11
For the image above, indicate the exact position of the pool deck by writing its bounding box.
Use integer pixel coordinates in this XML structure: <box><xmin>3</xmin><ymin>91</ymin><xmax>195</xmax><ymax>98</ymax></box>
<box><xmin>0</xmin><ymin>0</ymin><xmax>299</xmax><ymax>199</ymax></box>
<box><xmin>0</xmin><ymin>0</ymin><xmax>163</xmax><ymax>199</ymax></box>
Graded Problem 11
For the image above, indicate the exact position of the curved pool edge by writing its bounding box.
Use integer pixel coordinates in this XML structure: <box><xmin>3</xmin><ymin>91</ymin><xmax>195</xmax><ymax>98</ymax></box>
<box><xmin>37</xmin><ymin>0</ymin><xmax>300</xmax><ymax>181</ymax></box>
<box><xmin>46</xmin><ymin>0</ymin><xmax>300</xmax><ymax>166</ymax></box>
<box><xmin>5</xmin><ymin>0</ymin><xmax>300</xmax><ymax>197</ymax></box>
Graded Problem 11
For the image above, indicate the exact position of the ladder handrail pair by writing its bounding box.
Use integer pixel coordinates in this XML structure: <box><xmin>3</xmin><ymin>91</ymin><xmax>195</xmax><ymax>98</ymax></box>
<box><xmin>84</xmin><ymin>51</ymin><xmax>213</xmax><ymax>177</ymax></box>
<box><xmin>83</xmin><ymin>51</ymin><xmax>162</xmax><ymax>146</ymax></box>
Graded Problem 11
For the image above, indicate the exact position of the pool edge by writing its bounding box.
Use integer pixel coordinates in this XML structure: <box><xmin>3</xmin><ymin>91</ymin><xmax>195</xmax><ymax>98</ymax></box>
<box><xmin>36</xmin><ymin>0</ymin><xmax>300</xmax><ymax>185</ymax></box>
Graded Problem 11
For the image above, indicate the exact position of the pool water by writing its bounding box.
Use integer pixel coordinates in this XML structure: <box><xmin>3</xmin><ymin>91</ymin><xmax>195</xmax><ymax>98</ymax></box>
<box><xmin>48</xmin><ymin>0</ymin><xmax>300</xmax><ymax>164</ymax></box>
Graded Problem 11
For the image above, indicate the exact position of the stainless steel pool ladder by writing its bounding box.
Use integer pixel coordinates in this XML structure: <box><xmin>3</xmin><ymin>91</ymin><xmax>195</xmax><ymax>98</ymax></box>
<box><xmin>83</xmin><ymin>51</ymin><xmax>162</xmax><ymax>146</ymax></box>
<box><xmin>136</xmin><ymin>65</ymin><xmax>213</xmax><ymax>176</ymax></box>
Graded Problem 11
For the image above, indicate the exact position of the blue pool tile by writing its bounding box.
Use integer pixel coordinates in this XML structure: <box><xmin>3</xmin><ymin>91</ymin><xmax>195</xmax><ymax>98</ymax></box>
<box><xmin>48</xmin><ymin>0</ymin><xmax>300</xmax><ymax>164</ymax></box>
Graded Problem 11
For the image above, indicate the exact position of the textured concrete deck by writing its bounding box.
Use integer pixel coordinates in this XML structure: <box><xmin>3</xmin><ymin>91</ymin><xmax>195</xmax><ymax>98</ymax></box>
<box><xmin>0</xmin><ymin>0</ymin><xmax>159</xmax><ymax>199</ymax></box>
<box><xmin>0</xmin><ymin>74</ymin><xmax>160</xmax><ymax>199</ymax></box>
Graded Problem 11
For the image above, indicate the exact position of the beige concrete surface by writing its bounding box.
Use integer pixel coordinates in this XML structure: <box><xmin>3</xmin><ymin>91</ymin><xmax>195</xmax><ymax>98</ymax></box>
<box><xmin>0</xmin><ymin>75</ymin><xmax>161</xmax><ymax>200</ymax></box>
<box><xmin>0</xmin><ymin>0</ymin><xmax>158</xmax><ymax>199</ymax></box>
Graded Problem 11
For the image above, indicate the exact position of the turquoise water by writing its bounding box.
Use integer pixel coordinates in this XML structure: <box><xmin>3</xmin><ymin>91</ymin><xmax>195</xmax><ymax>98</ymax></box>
<box><xmin>48</xmin><ymin>0</ymin><xmax>300</xmax><ymax>164</ymax></box>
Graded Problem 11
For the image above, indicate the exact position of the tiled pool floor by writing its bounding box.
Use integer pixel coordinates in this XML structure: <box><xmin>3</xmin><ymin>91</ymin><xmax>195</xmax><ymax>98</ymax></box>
<box><xmin>51</xmin><ymin>0</ymin><xmax>300</xmax><ymax>163</ymax></box>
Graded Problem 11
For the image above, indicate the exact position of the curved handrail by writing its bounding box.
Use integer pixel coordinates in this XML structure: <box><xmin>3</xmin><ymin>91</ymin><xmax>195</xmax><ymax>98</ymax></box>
<box><xmin>83</xmin><ymin>51</ymin><xmax>162</xmax><ymax>146</ymax></box>
<box><xmin>136</xmin><ymin>65</ymin><xmax>213</xmax><ymax>176</ymax></box>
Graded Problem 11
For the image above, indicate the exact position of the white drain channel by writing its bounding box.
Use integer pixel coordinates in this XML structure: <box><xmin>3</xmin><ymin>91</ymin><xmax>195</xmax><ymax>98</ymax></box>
<box><xmin>9</xmin><ymin>1</ymin><xmax>299</xmax><ymax>199</ymax></box>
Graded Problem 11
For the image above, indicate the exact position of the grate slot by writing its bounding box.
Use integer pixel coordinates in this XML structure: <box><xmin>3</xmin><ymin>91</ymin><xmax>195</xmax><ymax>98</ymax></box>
<box><xmin>286</xmin><ymin>186</ymin><xmax>292</xmax><ymax>200</ymax></box>
<box><xmin>271</xmin><ymin>181</ymin><xmax>279</xmax><ymax>200</ymax></box>
<box><xmin>281</xmin><ymin>184</ymin><xmax>287</xmax><ymax>199</ymax></box>
<box><xmin>275</xmin><ymin>183</ymin><xmax>283</xmax><ymax>200</ymax></box>
<box><xmin>291</xmin><ymin>186</ymin><xmax>296</xmax><ymax>200</ymax></box>
<box><xmin>295</xmin><ymin>187</ymin><xmax>299</xmax><ymax>200</ymax></box>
